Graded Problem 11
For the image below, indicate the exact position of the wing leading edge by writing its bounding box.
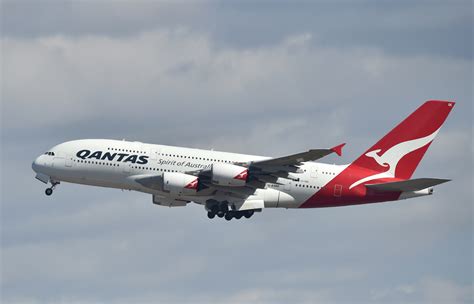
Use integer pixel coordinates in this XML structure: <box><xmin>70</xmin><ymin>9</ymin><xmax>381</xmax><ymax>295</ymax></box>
<box><xmin>249</xmin><ymin>143</ymin><xmax>346</xmax><ymax>168</ymax></box>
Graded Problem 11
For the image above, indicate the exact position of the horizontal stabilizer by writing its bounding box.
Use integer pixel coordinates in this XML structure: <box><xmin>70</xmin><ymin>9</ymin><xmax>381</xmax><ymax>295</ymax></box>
<box><xmin>366</xmin><ymin>178</ymin><xmax>450</xmax><ymax>192</ymax></box>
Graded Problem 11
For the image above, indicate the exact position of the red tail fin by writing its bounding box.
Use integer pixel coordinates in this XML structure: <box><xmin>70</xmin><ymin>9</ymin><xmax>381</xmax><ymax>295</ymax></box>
<box><xmin>351</xmin><ymin>100</ymin><xmax>455</xmax><ymax>179</ymax></box>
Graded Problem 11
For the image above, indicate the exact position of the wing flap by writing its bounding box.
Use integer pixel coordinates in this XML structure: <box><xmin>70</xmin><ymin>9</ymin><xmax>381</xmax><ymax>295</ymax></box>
<box><xmin>366</xmin><ymin>178</ymin><xmax>450</xmax><ymax>192</ymax></box>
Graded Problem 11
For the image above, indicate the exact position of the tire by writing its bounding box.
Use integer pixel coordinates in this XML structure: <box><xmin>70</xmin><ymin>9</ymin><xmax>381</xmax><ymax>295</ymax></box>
<box><xmin>219</xmin><ymin>203</ymin><xmax>229</xmax><ymax>213</ymax></box>
<box><xmin>45</xmin><ymin>188</ymin><xmax>53</xmax><ymax>196</ymax></box>
<box><xmin>235</xmin><ymin>212</ymin><xmax>243</xmax><ymax>219</ymax></box>
<box><xmin>244</xmin><ymin>210</ymin><xmax>254</xmax><ymax>218</ymax></box>
<box><xmin>224</xmin><ymin>212</ymin><xmax>233</xmax><ymax>221</ymax></box>
<box><xmin>207</xmin><ymin>212</ymin><xmax>216</xmax><ymax>219</ymax></box>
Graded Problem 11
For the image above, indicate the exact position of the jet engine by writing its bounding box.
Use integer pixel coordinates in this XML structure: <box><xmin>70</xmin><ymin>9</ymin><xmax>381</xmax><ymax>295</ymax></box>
<box><xmin>211</xmin><ymin>163</ymin><xmax>249</xmax><ymax>186</ymax></box>
<box><xmin>162</xmin><ymin>172</ymin><xmax>199</xmax><ymax>195</ymax></box>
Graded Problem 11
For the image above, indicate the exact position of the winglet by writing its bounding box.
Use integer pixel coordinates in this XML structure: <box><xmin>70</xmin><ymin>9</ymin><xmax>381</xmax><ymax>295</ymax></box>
<box><xmin>330</xmin><ymin>143</ymin><xmax>346</xmax><ymax>156</ymax></box>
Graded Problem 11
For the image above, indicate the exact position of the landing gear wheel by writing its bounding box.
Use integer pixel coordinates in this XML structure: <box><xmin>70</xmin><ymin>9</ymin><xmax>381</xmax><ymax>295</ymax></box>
<box><xmin>217</xmin><ymin>203</ymin><xmax>229</xmax><ymax>218</ymax></box>
<box><xmin>45</xmin><ymin>188</ymin><xmax>53</xmax><ymax>196</ymax></box>
<box><xmin>235</xmin><ymin>212</ymin><xmax>243</xmax><ymax>220</ymax></box>
<box><xmin>207</xmin><ymin>211</ymin><xmax>216</xmax><ymax>219</ymax></box>
<box><xmin>224</xmin><ymin>212</ymin><xmax>233</xmax><ymax>221</ymax></box>
<box><xmin>244</xmin><ymin>210</ymin><xmax>254</xmax><ymax>219</ymax></box>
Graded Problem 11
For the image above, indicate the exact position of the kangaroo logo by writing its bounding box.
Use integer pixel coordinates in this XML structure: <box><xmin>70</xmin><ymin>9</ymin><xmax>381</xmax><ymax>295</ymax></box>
<box><xmin>349</xmin><ymin>128</ymin><xmax>440</xmax><ymax>189</ymax></box>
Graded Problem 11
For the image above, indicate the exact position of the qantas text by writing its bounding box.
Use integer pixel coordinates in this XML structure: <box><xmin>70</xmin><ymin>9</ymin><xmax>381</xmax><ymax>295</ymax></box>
<box><xmin>76</xmin><ymin>150</ymin><xmax>149</xmax><ymax>164</ymax></box>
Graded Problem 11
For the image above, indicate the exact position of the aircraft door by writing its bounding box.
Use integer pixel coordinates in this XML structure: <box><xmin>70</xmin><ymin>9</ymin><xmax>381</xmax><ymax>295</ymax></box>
<box><xmin>151</xmin><ymin>148</ymin><xmax>160</xmax><ymax>162</ymax></box>
<box><xmin>122</xmin><ymin>162</ymin><xmax>131</xmax><ymax>174</ymax></box>
<box><xmin>65</xmin><ymin>154</ymin><xmax>73</xmax><ymax>167</ymax></box>
<box><xmin>142</xmin><ymin>144</ymin><xmax>159</xmax><ymax>164</ymax></box>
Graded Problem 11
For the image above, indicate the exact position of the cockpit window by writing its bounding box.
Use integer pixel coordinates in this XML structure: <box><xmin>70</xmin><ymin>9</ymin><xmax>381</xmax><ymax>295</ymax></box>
<box><xmin>44</xmin><ymin>152</ymin><xmax>55</xmax><ymax>156</ymax></box>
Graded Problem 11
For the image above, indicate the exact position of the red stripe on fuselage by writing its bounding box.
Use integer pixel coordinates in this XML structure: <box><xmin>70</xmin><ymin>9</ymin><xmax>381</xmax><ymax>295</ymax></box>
<box><xmin>299</xmin><ymin>165</ymin><xmax>402</xmax><ymax>208</ymax></box>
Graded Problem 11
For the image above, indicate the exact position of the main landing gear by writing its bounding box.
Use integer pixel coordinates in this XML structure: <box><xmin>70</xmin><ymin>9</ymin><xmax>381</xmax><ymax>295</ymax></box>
<box><xmin>45</xmin><ymin>181</ymin><xmax>60</xmax><ymax>196</ymax></box>
<box><xmin>206</xmin><ymin>201</ymin><xmax>255</xmax><ymax>221</ymax></box>
<box><xmin>207</xmin><ymin>210</ymin><xmax>254</xmax><ymax>220</ymax></box>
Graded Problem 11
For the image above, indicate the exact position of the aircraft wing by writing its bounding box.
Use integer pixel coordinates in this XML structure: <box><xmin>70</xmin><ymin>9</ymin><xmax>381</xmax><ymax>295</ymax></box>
<box><xmin>136</xmin><ymin>144</ymin><xmax>345</xmax><ymax>197</ymax></box>
<box><xmin>195</xmin><ymin>143</ymin><xmax>345</xmax><ymax>191</ymax></box>
<box><xmin>241</xmin><ymin>143</ymin><xmax>346</xmax><ymax>186</ymax></box>
<box><xmin>249</xmin><ymin>143</ymin><xmax>345</xmax><ymax>168</ymax></box>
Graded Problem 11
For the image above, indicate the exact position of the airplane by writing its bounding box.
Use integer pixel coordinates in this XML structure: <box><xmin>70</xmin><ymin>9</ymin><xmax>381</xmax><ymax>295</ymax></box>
<box><xmin>32</xmin><ymin>100</ymin><xmax>455</xmax><ymax>221</ymax></box>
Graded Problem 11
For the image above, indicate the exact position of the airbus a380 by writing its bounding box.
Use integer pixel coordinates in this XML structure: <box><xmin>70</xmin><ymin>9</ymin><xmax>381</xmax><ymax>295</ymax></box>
<box><xmin>32</xmin><ymin>100</ymin><xmax>454</xmax><ymax>221</ymax></box>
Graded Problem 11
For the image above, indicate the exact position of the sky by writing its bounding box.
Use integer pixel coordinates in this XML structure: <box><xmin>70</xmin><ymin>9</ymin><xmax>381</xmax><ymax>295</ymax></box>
<box><xmin>1</xmin><ymin>0</ymin><xmax>473</xmax><ymax>303</ymax></box>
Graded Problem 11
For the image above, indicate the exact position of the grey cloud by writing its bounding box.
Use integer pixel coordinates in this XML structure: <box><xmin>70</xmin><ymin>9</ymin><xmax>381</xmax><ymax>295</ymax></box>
<box><xmin>3</xmin><ymin>30</ymin><xmax>470</xmax><ymax>142</ymax></box>
<box><xmin>371</xmin><ymin>277</ymin><xmax>473</xmax><ymax>303</ymax></box>
<box><xmin>2</xmin><ymin>1</ymin><xmax>472</xmax><ymax>59</ymax></box>
<box><xmin>1</xmin><ymin>1</ymin><xmax>210</xmax><ymax>38</ymax></box>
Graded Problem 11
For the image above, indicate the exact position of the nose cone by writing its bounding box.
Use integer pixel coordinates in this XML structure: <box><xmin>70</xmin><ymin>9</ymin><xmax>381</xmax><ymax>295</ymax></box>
<box><xmin>32</xmin><ymin>155</ymin><xmax>42</xmax><ymax>173</ymax></box>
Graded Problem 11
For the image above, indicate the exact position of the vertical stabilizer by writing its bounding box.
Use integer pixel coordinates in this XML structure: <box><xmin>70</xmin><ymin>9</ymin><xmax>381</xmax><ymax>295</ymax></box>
<box><xmin>351</xmin><ymin>100</ymin><xmax>455</xmax><ymax>180</ymax></box>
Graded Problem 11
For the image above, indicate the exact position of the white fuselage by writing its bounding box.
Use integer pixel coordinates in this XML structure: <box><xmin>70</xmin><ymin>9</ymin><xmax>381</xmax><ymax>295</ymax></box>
<box><xmin>32</xmin><ymin>139</ymin><xmax>346</xmax><ymax>208</ymax></box>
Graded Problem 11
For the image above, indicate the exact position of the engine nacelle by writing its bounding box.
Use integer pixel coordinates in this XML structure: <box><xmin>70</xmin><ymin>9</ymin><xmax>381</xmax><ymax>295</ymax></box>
<box><xmin>211</xmin><ymin>163</ymin><xmax>249</xmax><ymax>187</ymax></box>
<box><xmin>162</xmin><ymin>172</ymin><xmax>198</xmax><ymax>195</ymax></box>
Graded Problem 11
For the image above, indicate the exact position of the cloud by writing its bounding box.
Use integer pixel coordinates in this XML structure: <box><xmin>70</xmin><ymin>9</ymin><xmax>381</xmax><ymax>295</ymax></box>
<box><xmin>4</xmin><ymin>1</ymin><xmax>471</xmax><ymax>59</ymax></box>
<box><xmin>370</xmin><ymin>277</ymin><xmax>473</xmax><ymax>303</ymax></box>
<box><xmin>3</xmin><ymin>29</ymin><xmax>470</xmax><ymax>141</ymax></box>
<box><xmin>420</xmin><ymin>277</ymin><xmax>473</xmax><ymax>304</ymax></box>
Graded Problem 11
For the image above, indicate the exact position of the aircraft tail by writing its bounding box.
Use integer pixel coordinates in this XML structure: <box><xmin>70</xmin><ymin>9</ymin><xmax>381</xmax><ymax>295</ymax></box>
<box><xmin>351</xmin><ymin>100</ymin><xmax>455</xmax><ymax>179</ymax></box>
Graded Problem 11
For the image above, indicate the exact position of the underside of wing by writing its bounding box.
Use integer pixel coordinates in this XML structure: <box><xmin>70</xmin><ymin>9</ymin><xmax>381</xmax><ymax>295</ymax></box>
<box><xmin>152</xmin><ymin>194</ymin><xmax>189</xmax><ymax>207</ymax></box>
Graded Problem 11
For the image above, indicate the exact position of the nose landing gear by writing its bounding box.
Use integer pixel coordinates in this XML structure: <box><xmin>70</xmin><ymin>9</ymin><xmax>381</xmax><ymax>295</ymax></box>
<box><xmin>45</xmin><ymin>181</ymin><xmax>60</xmax><ymax>196</ymax></box>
